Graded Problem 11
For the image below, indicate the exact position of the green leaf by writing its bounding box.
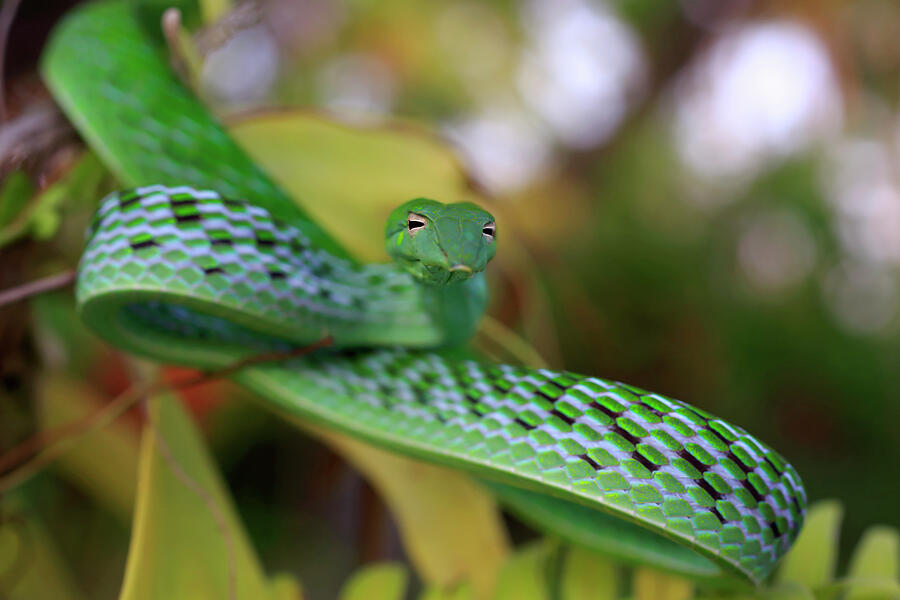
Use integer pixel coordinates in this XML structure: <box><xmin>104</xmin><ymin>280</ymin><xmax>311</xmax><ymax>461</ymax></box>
<box><xmin>119</xmin><ymin>395</ymin><xmax>301</xmax><ymax>600</ymax></box>
<box><xmin>339</xmin><ymin>563</ymin><xmax>408</xmax><ymax>600</ymax></box>
<box><xmin>0</xmin><ymin>152</ymin><xmax>107</xmax><ymax>248</ymax></box>
<box><xmin>0</xmin><ymin>170</ymin><xmax>33</xmax><ymax>229</ymax></box>
<box><xmin>776</xmin><ymin>500</ymin><xmax>843</xmax><ymax>589</ymax></box>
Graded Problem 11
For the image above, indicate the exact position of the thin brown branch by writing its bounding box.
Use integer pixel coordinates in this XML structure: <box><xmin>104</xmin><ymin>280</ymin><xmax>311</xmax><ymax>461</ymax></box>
<box><xmin>0</xmin><ymin>383</ymin><xmax>147</xmax><ymax>494</ymax></box>
<box><xmin>0</xmin><ymin>381</ymin><xmax>140</xmax><ymax>474</ymax></box>
<box><xmin>0</xmin><ymin>334</ymin><xmax>333</xmax><ymax>493</ymax></box>
<box><xmin>0</xmin><ymin>270</ymin><xmax>76</xmax><ymax>308</ymax></box>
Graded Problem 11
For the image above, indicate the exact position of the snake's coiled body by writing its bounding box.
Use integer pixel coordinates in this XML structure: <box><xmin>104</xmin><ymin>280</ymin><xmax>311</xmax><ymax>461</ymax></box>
<box><xmin>43</xmin><ymin>0</ymin><xmax>808</xmax><ymax>585</ymax></box>
<box><xmin>79</xmin><ymin>186</ymin><xmax>487</xmax><ymax>356</ymax></box>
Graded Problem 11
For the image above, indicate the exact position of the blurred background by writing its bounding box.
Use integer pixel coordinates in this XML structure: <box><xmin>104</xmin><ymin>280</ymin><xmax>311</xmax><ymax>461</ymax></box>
<box><xmin>1</xmin><ymin>0</ymin><xmax>899</xmax><ymax>597</ymax></box>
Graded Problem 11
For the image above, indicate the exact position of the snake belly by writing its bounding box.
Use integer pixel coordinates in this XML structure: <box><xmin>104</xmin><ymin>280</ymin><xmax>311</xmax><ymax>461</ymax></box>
<box><xmin>43</xmin><ymin>0</ymin><xmax>808</xmax><ymax>585</ymax></box>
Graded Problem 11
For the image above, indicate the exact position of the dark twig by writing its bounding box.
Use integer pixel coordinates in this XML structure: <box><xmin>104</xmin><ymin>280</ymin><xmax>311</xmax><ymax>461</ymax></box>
<box><xmin>0</xmin><ymin>383</ymin><xmax>144</xmax><ymax>480</ymax></box>
<box><xmin>0</xmin><ymin>270</ymin><xmax>77</xmax><ymax>308</ymax></box>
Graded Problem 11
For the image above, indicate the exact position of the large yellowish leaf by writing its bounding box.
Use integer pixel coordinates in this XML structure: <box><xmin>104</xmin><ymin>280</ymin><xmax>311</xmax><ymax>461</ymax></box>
<box><xmin>339</xmin><ymin>563</ymin><xmax>407</xmax><ymax>600</ymax></box>
<box><xmin>776</xmin><ymin>500</ymin><xmax>842</xmax><ymax>589</ymax></box>
<box><xmin>306</xmin><ymin>425</ymin><xmax>508</xmax><ymax>599</ymax></box>
<box><xmin>632</xmin><ymin>567</ymin><xmax>693</xmax><ymax>600</ymax></box>
<box><xmin>492</xmin><ymin>541</ymin><xmax>553</xmax><ymax>600</ymax></box>
<box><xmin>36</xmin><ymin>373</ymin><xmax>138</xmax><ymax>522</ymax></box>
<box><xmin>119</xmin><ymin>395</ymin><xmax>301</xmax><ymax>600</ymax></box>
<box><xmin>230</xmin><ymin>113</ymin><xmax>474</xmax><ymax>260</ymax></box>
<box><xmin>560</xmin><ymin>546</ymin><xmax>617</xmax><ymax>600</ymax></box>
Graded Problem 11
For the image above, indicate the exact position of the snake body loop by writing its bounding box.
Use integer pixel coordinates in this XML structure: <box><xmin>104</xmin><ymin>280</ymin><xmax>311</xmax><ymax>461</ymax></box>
<box><xmin>42</xmin><ymin>0</ymin><xmax>807</xmax><ymax>585</ymax></box>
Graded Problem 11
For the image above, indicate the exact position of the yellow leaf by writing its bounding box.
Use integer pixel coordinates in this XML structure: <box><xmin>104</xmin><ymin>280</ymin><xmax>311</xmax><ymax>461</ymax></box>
<box><xmin>119</xmin><ymin>395</ymin><xmax>300</xmax><ymax>600</ymax></box>
<box><xmin>268</xmin><ymin>574</ymin><xmax>304</xmax><ymax>600</ymax></box>
<box><xmin>339</xmin><ymin>563</ymin><xmax>407</xmax><ymax>600</ymax></box>
<box><xmin>492</xmin><ymin>541</ymin><xmax>553</xmax><ymax>600</ymax></box>
<box><xmin>307</xmin><ymin>425</ymin><xmax>508</xmax><ymax>598</ymax></box>
<box><xmin>846</xmin><ymin>525</ymin><xmax>900</xmax><ymax>600</ymax></box>
<box><xmin>560</xmin><ymin>546</ymin><xmax>617</xmax><ymax>600</ymax></box>
<box><xmin>849</xmin><ymin>526</ymin><xmax>900</xmax><ymax>581</ymax></box>
<box><xmin>632</xmin><ymin>567</ymin><xmax>693</xmax><ymax>600</ymax></box>
<box><xmin>229</xmin><ymin>113</ymin><xmax>474</xmax><ymax>261</ymax></box>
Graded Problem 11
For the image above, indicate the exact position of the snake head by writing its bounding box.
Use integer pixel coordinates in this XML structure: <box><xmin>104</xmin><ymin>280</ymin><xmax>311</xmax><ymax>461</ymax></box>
<box><xmin>385</xmin><ymin>198</ymin><xmax>496</xmax><ymax>286</ymax></box>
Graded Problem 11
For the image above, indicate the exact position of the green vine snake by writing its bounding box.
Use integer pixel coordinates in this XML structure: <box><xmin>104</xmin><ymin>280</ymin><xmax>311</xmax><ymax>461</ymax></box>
<box><xmin>40</xmin><ymin>0</ymin><xmax>807</xmax><ymax>586</ymax></box>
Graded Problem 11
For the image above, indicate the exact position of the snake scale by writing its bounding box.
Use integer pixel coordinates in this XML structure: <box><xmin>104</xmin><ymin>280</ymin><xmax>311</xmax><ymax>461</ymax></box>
<box><xmin>41</xmin><ymin>0</ymin><xmax>807</xmax><ymax>586</ymax></box>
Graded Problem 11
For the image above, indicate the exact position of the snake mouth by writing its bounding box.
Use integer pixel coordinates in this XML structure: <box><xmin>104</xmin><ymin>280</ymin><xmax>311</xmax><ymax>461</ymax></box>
<box><xmin>449</xmin><ymin>264</ymin><xmax>472</xmax><ymax>273</ymax></box>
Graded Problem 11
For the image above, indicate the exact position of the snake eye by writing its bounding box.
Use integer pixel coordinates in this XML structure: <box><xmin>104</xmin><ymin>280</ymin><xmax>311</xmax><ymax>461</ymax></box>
<box><xmin>482</xmin><ymin>222</ymin><xmax>495</xmax><ymax>241</ymax></box>
<box><xmin>407</xmin><ymin>213</ymin><xmax>427</xmax><ymax>235</ymax></box>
